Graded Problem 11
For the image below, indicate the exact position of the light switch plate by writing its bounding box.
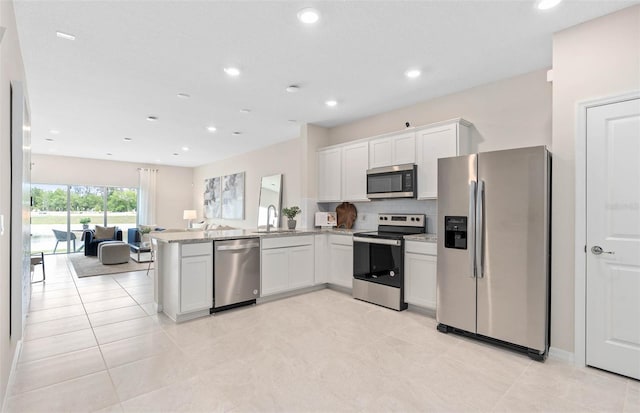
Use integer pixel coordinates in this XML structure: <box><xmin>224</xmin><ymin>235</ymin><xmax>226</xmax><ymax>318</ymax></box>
<box><xmin>0</xmin><ymin>214</ymin><xmax>4</xmax><ymax>235</ymax></box>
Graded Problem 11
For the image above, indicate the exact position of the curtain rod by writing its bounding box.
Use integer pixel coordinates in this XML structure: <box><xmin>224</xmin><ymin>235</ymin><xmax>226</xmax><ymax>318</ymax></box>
<box><xmin>137</xmin><ymin>168</ymin><xmax>159</xmax><ymax>172</ymax></box>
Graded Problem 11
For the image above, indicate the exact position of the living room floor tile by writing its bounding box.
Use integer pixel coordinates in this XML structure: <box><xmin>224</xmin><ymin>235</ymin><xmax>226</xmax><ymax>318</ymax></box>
<box><xmin>92</xmin><ymin>316</ymin><xmax>162</xmax><ymax>345</ymax></box>
<box><xmin>100</xmin><ymin>330</ymin><xmax>180</xmax><ymax>368</ymax></box>
<box><xmin>23</xmin><ymin>314</ymin><xmax>91</xmax><ymax>341</ymax></box>
<box><xmin>20</xmin><ymin>328</ymin><xmax>97</xmax><ymax>363</ymax></box>
<box><xmin>10</xmin><ymin>347</ymin><xmax>105</xmax><ymax>395</ymax></box>
<box><xmin>83</xmin><ymin>296</ymin><xmax>139</xmax><ymax>314</ymax></box>
<box><xmin>79</xmin><ymin>288</ymin><xmax>130</xmax><ymax>303</ymax></box>
<box><xmin>88</xmin><ymin>305</ymin><xmax>148</xmax><ymax>328</ymax></box>
<box><xmin>4</xmin><ymin>371</ymin><xmax>119</xmax><ymax>413</ymax></box>
<box><xmin>29</xmin><ymin>294</ymin><xmax>82</xmax><ymax>311</ymax></box>
<box><xmin>26</xmin><ymin>304</ymin><xmax>86</xmax><ymax>325</ymax></box>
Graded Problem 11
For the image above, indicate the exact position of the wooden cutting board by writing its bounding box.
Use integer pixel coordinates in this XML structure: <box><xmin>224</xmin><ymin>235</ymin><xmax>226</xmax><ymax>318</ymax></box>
<box><xmin>336</xmin><ymin>202</ymin><xmax>357</xmax><ymax>229</ymax></box>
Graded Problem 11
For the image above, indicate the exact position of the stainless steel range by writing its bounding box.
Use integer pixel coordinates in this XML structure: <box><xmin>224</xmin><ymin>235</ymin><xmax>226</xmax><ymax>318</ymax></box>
<box><xmin>352</xmin><ymin>213</ymin><xmax>426</xmax><ymax>311</ymax></box>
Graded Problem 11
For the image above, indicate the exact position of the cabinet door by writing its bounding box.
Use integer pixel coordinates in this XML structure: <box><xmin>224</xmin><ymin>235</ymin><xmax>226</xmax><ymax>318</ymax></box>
<box><xmin>329</xmin><ymin>243</ymin><xmax>353</xmax><ymax>289</ymax></box>
<box><xmin>369</xmin><ymin>137</ymin><xmax>393</xmax><ymax>168</ymax></box>
<box><xmin>404</xmin><ymin>253</ymin><xmax>437</xmax><ymax>309</ymax></box>
<box><xmin>261</xmin><ymin>248</ymin><xmax>289</xmax><ymax>296</ymax></box>
<box><xmin>318</xmin><ymin>148</ymin><xmax>342</xmax><ymax>202</ymax></box>
<box><xmin>392</xmin><ymin>132</ymin><xmax>416</xmax><ymax>165</ymax></box>
<box><xmin>180</xmin><ymin>255</ymin><xmax>213</xmax><ymax>313</ymax></box>
<box><xmin>416</xmin><ymin>124</ymin><xmax>458</xmax><ymax>199</ymax></box>
<box><xmin>289</xmin><ymin>245</ymin><xmax>314</xmax><ymax>290</ymax></box>
<box><xmin>314</xmin><ymin>234</ymin><xmax>328</xmax><ymax>284</ymax></box>
<box><xmin>342</xmin><ymin>142</ymin><xmax>369</xmax><ymax>202</ymax></box>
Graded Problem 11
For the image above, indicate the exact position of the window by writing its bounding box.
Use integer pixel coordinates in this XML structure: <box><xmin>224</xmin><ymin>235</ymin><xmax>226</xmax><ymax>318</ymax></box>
<box><xmin>31</xmin><ymin>184</ymin><xmax>138</xmax><ymax>254</ymax></box>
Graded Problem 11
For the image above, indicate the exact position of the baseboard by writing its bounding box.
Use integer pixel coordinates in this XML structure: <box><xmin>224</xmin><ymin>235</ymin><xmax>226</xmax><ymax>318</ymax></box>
<box><xmin>548</xmin><ymin>346</ymin><xmax>575</xmax><ymax>364</ymax></box>
<box><xmin>407</xmin><ymin>304</ymin><xmax>436</xmax><ymax>318</ymax></box>
<box><xmin>2</xmin><ymin>339</ymin><xmax>23</xmax><ymax>411</ymax></box>
<box><xmin>257</xmin><ymin>284</ymin><xmax>327</xmax><ymax>304</ymax></box>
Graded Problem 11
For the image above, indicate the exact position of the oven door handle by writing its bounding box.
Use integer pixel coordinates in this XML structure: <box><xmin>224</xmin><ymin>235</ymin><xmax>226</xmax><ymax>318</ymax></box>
<box><xmin>353</xmin><ymin>236</ymin><xmax>402</xmax><ymax>246</ymax></box>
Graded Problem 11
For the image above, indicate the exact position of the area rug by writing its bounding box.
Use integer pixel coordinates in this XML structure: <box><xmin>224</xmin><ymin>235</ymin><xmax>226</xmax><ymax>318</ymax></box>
<box><xmin>68</xmin><ymin>254</ymin><xmax>153</xmax><ymax>278</ymax></box>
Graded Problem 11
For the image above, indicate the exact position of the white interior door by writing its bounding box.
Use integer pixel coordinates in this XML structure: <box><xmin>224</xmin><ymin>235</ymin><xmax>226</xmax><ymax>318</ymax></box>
<box><xmin>586</xmin><ymin>97</ymin><xmax>640</xmax><ymax>380</ymax></box>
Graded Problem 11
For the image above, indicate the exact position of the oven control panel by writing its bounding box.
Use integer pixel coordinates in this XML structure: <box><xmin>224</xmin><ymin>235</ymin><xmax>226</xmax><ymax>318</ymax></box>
<box><xmin>378</xmin><ymin>213</ymin><xmax>425</xmax><ymax>227</ymax></box>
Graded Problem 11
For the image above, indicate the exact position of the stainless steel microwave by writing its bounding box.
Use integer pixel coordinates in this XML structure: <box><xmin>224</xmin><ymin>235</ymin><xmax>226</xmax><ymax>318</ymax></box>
<box><xmin>366</xmin><ymin>164</ymin><xmax>417</xmax><ymax>199</ymax></box>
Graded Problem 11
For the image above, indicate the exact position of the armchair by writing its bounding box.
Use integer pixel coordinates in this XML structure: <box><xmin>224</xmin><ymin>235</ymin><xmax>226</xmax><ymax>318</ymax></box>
<box><xmin>84</xmin><ymin>227</ymin><xmax>123</xmax><ymax>256</ymax></box>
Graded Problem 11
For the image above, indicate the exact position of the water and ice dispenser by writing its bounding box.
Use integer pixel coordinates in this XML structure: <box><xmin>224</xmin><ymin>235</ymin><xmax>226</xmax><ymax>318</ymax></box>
<box><xmin>444</xmin><ymin>216</ymin><xmax>468</xmax><ymax>249</ymax></box>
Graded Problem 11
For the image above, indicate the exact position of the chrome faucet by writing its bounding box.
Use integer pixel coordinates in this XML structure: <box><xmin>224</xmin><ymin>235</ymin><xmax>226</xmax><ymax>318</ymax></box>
<box><xmin>266</xmin><ymin>204</ymin><xmax>277</xmax><ymax>233</ymax></box>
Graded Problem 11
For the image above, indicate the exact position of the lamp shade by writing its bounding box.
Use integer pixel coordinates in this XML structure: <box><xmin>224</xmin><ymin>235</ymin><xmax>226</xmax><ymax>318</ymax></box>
<box><xmin>183</xmin><ymin>210</ymin><xmax>197</xmax><ymax>220</ymax></box>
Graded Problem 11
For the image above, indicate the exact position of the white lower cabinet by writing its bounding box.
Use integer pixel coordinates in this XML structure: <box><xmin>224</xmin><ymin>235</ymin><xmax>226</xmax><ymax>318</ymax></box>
<box><xmin>158</xmin><ymin>240</ymin><xmax>213</xmax><ymax>322</ymax></box>
<box><xmin>404</xmin><ymin>241</ymin><xmax>437</xmax><ymax>310</ymax></box>
<box><xmin>328</xmin><ymin>234</ymin><xmax>353</xmax><ymax>289</ymax></box>
<box><xmin>261</xmin><ymin>235</ymin><xmax>314</xmax><ymax>297</ymax></box>
<box><xmin>180</xmin><ymin>255</ymin><xmax>213</xmax><ymax>313</ymax></box>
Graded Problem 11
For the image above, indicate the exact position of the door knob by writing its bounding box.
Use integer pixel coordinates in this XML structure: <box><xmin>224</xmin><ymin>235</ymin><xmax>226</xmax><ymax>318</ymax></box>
<box><xmin>591</xmin><ymin>246</ymin><xmax>615</xmax><ymax>255</ymax></box>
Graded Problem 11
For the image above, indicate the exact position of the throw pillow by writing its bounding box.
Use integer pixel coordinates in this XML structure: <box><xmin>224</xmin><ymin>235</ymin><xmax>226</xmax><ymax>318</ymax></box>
<box><xmin>95</xmin><ymin>225</ymin><xmax>115</xmax><ymax>240</ymax></box>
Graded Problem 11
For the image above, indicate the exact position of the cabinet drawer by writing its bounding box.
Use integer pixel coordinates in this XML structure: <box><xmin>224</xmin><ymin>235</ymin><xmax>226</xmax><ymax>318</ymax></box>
<box><xmin>262</xmin><ymin>235</ymin><xmax>314</xmax><ymax>250</ymax></box>
<box><xmin>405</xmin><ymin>241</ymin><xmax>436</xmax><ymax>255</ymax></box>
<box><xmin>329</xmin><ymin>234</ymin><xmax>353</xmax><ymax>246</ymax></box>
<box><xmin>181</xmin><ymin>242</ymin><xmax>212</xmax><ymax>257</ymax></box>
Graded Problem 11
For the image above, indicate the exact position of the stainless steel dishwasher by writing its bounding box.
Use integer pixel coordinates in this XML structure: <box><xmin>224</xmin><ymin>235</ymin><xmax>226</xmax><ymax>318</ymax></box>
<box><xmin>212</xmin><ymin>238</ymin><xmax>260</xmax><ymax>313</ymax></box>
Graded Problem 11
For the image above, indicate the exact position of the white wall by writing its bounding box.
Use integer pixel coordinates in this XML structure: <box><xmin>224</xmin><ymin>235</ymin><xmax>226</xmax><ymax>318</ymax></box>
<box><xmin>31</xmin><ymin>154</ymin><xmax>194</xmax><ymax>229</ymax></box>
<box><xmin>327</xmin><ymin>69</ymin><xmax>552</xmax><ymax>152</ymax></box>
<box><xmin>193</xmin><ymin>138</ymin><xmax>302</xmax><ymax>230</ymax></box>
<box><xmin>551</xmin><ymin>5</ymin><xmax>640</xmax><ymax>353</ymax></box>
<box><xmin>0</xmin><ymin>0</ymin><xmax>27</xmax><ymax>403</ymax></box>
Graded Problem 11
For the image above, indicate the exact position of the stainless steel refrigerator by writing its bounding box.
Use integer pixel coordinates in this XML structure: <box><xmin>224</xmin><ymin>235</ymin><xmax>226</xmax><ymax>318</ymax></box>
<box><xmin>436</xmin><ymin>145</ymin><xmax>551</xmax><ymax>360</ymax></box>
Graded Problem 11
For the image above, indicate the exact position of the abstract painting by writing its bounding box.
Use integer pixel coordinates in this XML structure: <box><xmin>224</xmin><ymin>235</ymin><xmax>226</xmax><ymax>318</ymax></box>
<box><xmin>222</xmin><ymin>172</ymin><xmax>245</xmax><ymax>220</ymax></box>
<box><xmin>203</xmin><ymin>176</ymin><xmax>221</xmax><ymax>219</ymax></box>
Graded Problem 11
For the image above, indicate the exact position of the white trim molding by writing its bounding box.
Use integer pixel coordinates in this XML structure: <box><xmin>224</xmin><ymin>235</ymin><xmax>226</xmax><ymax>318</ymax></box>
<box><xmin>574</xmin><ymin>90</ymin><xmax>640</xmax><ymax>368</ymax></box>
<box><xmin>549</xmin><ymin>346</ymin><xmax>575</xmax><ymax>364</ymax></box>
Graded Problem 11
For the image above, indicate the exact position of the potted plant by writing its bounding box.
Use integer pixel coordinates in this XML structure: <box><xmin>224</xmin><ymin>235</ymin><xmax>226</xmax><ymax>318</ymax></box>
<box><xmin>282</xmin><ymin>206</ymin><xmax>301</xmax><ymax>230</ymax></box>
<box><xmin>79</xmin><ymin>217</ymin><xmax>91</xmax><ymax>230</ymax></box>
<box><xmin>139</xmin><ymin>225</ymin><xmax>152</xmax><ymax>247</ymax></box>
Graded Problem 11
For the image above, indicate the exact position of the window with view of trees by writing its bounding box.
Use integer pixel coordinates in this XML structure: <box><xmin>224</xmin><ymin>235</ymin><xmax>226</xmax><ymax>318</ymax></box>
<box><xmin>31</xmin><ymin>184</ymin><xmax>138</xmax><ymax>254</ymax></box>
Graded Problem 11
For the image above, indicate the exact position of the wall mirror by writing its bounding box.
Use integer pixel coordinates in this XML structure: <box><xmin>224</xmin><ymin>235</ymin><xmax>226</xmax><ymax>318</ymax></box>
<box><xmin>257</xmin><ymin>174</ymin><xmax>282</xmax><ymax>230</ymax></box>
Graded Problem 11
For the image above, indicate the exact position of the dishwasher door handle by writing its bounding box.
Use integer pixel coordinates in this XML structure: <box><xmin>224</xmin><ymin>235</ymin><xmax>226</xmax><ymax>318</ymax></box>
<box><xmin>216</xmin><ymin>243</ymin><xmax>260</xmax><ymax>251</ymax></box>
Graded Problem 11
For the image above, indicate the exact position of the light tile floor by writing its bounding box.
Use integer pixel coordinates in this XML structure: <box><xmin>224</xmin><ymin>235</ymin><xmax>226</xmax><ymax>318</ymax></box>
<box><xmin>5</xmin><ymin>254</ymin><xmax>639</xmax><ymax>412</ymax></box>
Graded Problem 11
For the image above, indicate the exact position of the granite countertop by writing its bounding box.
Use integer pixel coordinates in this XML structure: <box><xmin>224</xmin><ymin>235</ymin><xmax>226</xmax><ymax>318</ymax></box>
<box><xmin>403</xmin><ymin>233</ymin><xmax>438</xmax><ymax>243</ymax></box>
<box><xmin>152</xmin><ymin>227</ymin><xmax>358</xmax><ymax>243</ymax></box>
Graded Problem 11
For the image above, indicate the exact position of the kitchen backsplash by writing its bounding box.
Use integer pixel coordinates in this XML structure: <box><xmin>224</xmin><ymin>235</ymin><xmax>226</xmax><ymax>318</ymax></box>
<box><xmin>317</xmin><ymin>199</ymin><xmax>437</xmax><ymax>233</ymax></box>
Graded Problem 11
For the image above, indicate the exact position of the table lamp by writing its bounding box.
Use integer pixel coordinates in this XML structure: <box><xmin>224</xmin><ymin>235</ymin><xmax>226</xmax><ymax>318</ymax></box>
<box><xmin>183</xmin><ymin>210</ymin><xmax>197</xmax><ymax>229</ymax></box>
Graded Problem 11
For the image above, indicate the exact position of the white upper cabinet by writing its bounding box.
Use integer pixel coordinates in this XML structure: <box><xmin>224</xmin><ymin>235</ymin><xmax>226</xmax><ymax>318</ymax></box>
<box><xmin>317</xmin><ymin>147</ymin><xmax>342</xmax><ymax>202</ymax></box>
<box><xmin>368</xmin><ymin>132</ymin><xmax>416</xmax><ymax>168</ymax></box>
<box><xmin>415</xmin><ymin>119</ymin><xmax>471</xmax><ymax>199</ymax></box>
<box><xmin>342</xmin><ymin>142</ymin><xmax>369</xmax><ymax>202</ymax></box>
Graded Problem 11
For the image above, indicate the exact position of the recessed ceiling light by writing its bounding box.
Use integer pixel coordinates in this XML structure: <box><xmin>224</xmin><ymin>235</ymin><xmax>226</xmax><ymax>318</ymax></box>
<box><xmin>155</xmin><ymin>159</ymin><xmax>161</xmax><ymax>163</ymax></box>
<box><xmin>172</xmin><ymin>153</ymin><xmax>180</xmax><ymax>156</ymax></box>
<box><xmin>325</xmin><ymin>100</ymin><xmax>338</xmax><ymax>107</ymax></box>
<box><xmin>297</xmin><ymin>8</ymin><xmax>320</xmax><ymax>24</ymax></box>
<box><xmin>286</xmin><ymin>85</ymin><xmax>300</xmax><ymax>93</ymax></box>
<box><xmin>240</xmin><ymin>109</ymin><xmax>251</xmax><ymax>113</ymax></box>
<box><xmin>146</xmin><ymin>116</ymin><xmax>158</xmax><ymax>121</ymax></box>
<box><xmin>56</xmin><ymin>31</ymin><xmax>76</xmax><ymax>41</ymax></box>
<box><xmin>123</xmin><ymin>137</ymin><xmax>132</xmax><ymax>142</ymax></box>
<box><xmin>405</xmin><ymin>69</ymin><xmax>421</xmax><ymax>79</ymax></box>
<box><xmin>182</xmin><ymin>146</ymin><xmax>189</xmax><ymax>151</ymax></box>
<box><xmin>49</xmin><ymin>129</ymin><xmax>60</xmax><ymax>135</ymax></box>
<box><xmin>206</xmin><ymin>126</ymin><xmax>217</xmax><ymax>133</ymax></box>
<box><xmin>177</xmin><ymin>93</ymin><xmax>190</xmax><ymax>99</ymax></box>
<box><xmin>45</xmin><ymin>138</ymin><xmax>54</xmax><ymax>142</ymax></box>
<box><xmin>232</xmin><ymin>131</ymin><xmax>242</xmax><ymax>135</ymax></box>
<box><xmin>536</xmin><ymin>0</ymin><xmax>562</xmax><ymax>10</ymax></box>
<box><xmin>224</xmin><ymin>67</ymin><xmax>241</xmax><ymax>77</ymax></box>
<box><xmin>106</xmin><ymin>153</ymin><xmax>113</xmax><ymax>156</ymax></box>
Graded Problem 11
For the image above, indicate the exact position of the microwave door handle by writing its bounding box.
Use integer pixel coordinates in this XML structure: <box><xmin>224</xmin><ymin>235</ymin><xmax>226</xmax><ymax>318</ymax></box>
<box><xmin>468</xmin><ymin>181</ymin><xmax>476</xmax><ymax>278</ymax></box>
<box><xmin>475</xmin><ymin>180</ymin><xmax>484</xmax><ymax>278</ymax></box>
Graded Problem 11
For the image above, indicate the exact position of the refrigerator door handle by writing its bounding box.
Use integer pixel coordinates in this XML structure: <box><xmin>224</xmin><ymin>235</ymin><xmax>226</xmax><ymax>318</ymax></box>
<box><xmin>476</xmin><ymin>180</ymin><xmax>484</xmax><ymax>278</ymax></box>
<box><xmin>468</xmin><ymin>181</ymin><xmax>477</xmax><ymax>278</ymax></box>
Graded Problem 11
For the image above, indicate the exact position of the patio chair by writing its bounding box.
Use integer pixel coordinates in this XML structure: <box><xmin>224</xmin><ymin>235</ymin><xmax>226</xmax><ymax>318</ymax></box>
<box><xmin>52</xmin><ymin>229</ymin><xmax>76</xmax><ymax>253</ymax></box>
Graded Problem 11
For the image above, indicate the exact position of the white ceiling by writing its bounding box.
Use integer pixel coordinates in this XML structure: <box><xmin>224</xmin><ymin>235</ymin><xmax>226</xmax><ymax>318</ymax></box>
<box><xmin>14</xmin><ymin>0</ymin><xmax>638</xmax><ymax>167</ymax></box>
